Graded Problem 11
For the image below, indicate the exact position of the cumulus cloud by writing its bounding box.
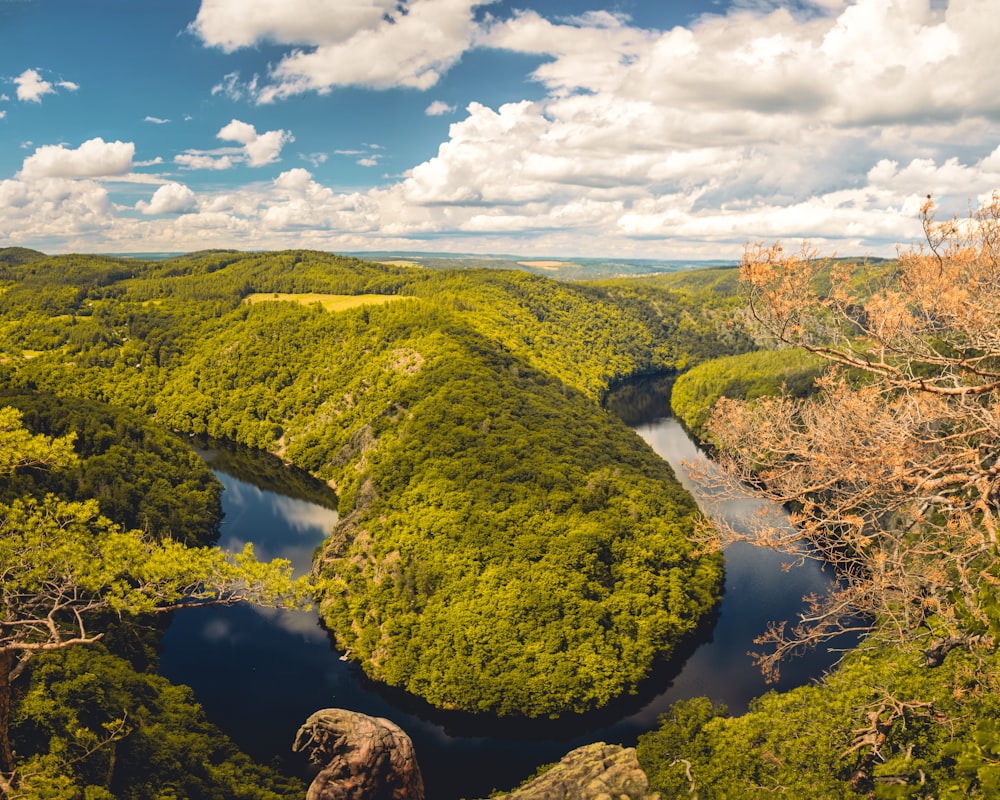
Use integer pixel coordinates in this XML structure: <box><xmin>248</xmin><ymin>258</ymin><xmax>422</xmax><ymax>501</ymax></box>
<box><xmin>190</xmin><ymin>0</ymin><xmax>398</xmax><ymax>52</ymax></box>
<box><xmin>0</xmin><ymin>176</ymin><xmax>118</xmax><ymax>245</ymax></box>
<box><xmin>867</xmin><ymin>147</ymin><xmax>1000</xmax><ymax>198</ymax></box>
<box><xmin>12</xmin><ymin>70</ymin><xmax>79</xmax><ymax>103</ymax></box>
<box><xmin>259</xmin><ymin>168</ymin><xmax>381</xmax><ymax>232</ymax></box>
<box><xmin>359</xmin><ymin>0</ymin><xmax>1000</xmax><ymax>251</ymax></box>
<box><xmin>19</xmin><ymin>138</ymin><xmax>135</xmax><ymax>179</ymax></box>
<box><xmin>173</xmin><ymin>120</ymin><xmax>293</xmax><ymax>170</ymax></box>
<box><xmin>217</xmin><ymin>119</ymin><xmax>294</xmax><ymax>166</ymax></box>
<box><xmin>14</xmin><ymin>69</ymin><xmax>54</xmax><ymax>102</ymax></box>
<box><xmin>217</xmin><ymin>119</ymin><xmax>257</xmax><ymax>144</ymax></box>
<box><xmin>485</xmin><ymin>0</ymin><xmax>1000</xmax><ymax>131</ymax></box>
<box><xmin>192</xmin><ymin>0</ymin><xmax>488</xmax><ymax>99</ymax></box>
<box><xmin>137</xmin><ymin>182</ymin><xmax>199</xmax><ymax>215</ymax></box>
<box><xmin>6</xmin><ymin>0</ymin><xmax>1000</xmax><ymax>256</ymax></box>
<box><xmin>144</xmin><ymin>116</ymin><xmax>170</xmax><ymax>124</ymax></box>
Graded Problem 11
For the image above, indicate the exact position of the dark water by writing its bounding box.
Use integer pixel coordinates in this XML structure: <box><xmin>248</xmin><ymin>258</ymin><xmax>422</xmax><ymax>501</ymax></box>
<box><xmin>159</xmin><ymin>390</ymin><xmax>846</xmax><ymax>799</ymax></box>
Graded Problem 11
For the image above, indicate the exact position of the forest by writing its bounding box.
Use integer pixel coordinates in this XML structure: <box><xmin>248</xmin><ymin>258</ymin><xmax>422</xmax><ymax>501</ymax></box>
<box><xmin>2</xmin><ymin>194</ymin><xmax>999</xmax><ymax>797</ymax></box>
<box><xmin>0</xmin><ymin>243</ymin><xmax>741</xmax><ymax>795</ymax></box>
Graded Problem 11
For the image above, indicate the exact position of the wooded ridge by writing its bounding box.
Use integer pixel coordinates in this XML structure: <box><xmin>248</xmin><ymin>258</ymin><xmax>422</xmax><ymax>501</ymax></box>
<box><xmin>0</xmin><ymin>247</ymin><xmax>751</xmax><ymax>795</ymax></box>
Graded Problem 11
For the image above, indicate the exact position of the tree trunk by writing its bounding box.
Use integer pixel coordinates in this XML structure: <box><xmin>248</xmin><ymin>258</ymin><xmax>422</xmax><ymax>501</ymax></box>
<box><xmin>0</xmin><ymin>650</ymin><xmax>15</xmax><ymax>775</ymax></box>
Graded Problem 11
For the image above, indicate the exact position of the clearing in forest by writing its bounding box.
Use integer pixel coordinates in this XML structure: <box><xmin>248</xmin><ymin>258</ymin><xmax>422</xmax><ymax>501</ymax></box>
<box><xmin>243</xmin><ymin>292</ymin><xmax>409</xmax><ymax>312</ymax></box>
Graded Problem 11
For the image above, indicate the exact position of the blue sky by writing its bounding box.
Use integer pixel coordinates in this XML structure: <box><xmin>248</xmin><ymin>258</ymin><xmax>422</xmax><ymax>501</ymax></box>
<box><xmin>1</xmin><ymin>0</ymin><xmax>997</xmax><ymax>257</ymax></box>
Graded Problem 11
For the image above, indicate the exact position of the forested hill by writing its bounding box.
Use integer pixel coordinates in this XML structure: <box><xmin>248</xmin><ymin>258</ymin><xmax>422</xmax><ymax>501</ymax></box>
<box><xmin>0</xmin><ymin>249</ymin><xmax>748</xmax><ymax>719</ymax></box>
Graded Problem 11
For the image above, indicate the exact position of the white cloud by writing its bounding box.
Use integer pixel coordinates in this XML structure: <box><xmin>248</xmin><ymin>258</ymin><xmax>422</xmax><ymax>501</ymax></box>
<box><xmin>173</xmin><ymin>120</ymin><xmax>293</xmax><ymax>170</ymax></box>
<box><xmin>217</xmin><ymin>119</ymin><xmax>258</xmax><ymax>145</ymax></box>
<box><xmin>192</xmin><ymin>0</ymin><xmax>488</xmax><ymax>99</ymax></box>
<box><xmin>217</xmin><ymin>119</ymin><xmax>294</xmax><ymax>166</ymax></box>
<box><xmin>19</xmin><ymin>138</ymin><xmax>135</xmax><ymax>179</ymax></box>
<box><xmin>6</xmin><ymin>0</ymin><xmax>1000</xmax><ymax>257</ymax></box>
<box><xmin>175</xmin><ymin>152</ymin><xmax>237</xmax><ymax>171</ymax></box>
<box><xmin>190</xmin><ymin>0</ymin><xmax>399</xmax><ymax>52</ymax></box>
<box><xmin>426</xmin><ymin>100</ymin><xmax>456</xmax><ymax>116</ymax></box>
<box><xmin>246</xmin><ymin>129</ymin><xmax>294</xmax><ymax>166</ymax></box>
<box><xmin>14</xmin><ymin>69</ymin><xmax>54</xmax><ymax>102</ymax></box>
<box><xmin>867</xmin><ymin>148</ymin><xmax>1000</xmax><ymax>198</ymax></box>
<box><xmin>144</xmin><ymin>116</ymin><xmax>170</xmax><ymax>124</ymax></box>
<box><xmin>137</xmin><ymin>182</ymin><xmax>199</xmax><ymax>215</ymax></box>
<box><xmin>301</xmin><ymin>152</ymin><xmax>329</xmax><ymax>167</ymax></box>
<box><xmin>490</xmin><ymin>0</ymin><xmax>1000</xmax><ymax>130</ymax></box>
<box><xmin>211</xmin><ymin>71</ymin><xmax>259</xmax><ymax>102</ymax></box>
<box><xmin>0</xmin><ymin>177</ymin><xmax>118</xmax><ymax>244</ymax></box>
<box><xmin>12</xmin><ymin>70</ymin><xmax>78</xmax><ymax>103</ymax></box>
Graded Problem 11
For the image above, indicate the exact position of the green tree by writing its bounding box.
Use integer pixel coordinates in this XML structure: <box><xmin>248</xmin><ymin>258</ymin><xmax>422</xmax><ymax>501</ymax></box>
<box><xmin>0</xmin><ymin>407</ymin><xmax>308</xmax><ymax>793</ymax></box>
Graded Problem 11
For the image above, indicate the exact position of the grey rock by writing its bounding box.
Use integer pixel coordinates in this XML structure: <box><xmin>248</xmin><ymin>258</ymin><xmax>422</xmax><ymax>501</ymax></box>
<box><xmin>487</xmin><ymin>741</ymin><xmax>660</xmax><ymax>800</ymax></box>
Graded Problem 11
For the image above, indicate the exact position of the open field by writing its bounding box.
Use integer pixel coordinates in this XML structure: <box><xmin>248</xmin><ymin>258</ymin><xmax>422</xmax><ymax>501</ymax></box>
<box><xmin>243</xmin><ymin>292</ymin><xmax>410</xmax><ymax>312</ymax></box>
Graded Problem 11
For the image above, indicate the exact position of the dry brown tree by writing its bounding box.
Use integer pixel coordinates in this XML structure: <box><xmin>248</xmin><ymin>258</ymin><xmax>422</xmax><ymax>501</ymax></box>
<box><xmin>706</xmin><ymin>193</ymin><xmax>1000</xmax><ymax>679</ymax></box>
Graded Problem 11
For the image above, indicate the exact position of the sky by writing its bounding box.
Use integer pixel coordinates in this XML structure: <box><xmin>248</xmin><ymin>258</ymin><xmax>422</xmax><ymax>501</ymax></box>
<box><xmin>1</xmin><ymin>0</ymin><xmax>998</xmax><ymax>259</ymax></box>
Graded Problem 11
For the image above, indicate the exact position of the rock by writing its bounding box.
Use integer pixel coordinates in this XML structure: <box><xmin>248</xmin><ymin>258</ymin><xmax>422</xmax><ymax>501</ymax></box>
<box><xmin>293</xmin><ymin>709</ymin><xmax>425</xmax><ymax>800</ymax></box>
<box><xmin>487</xmin><ymin>742</ymin><xmax>660</xmax><ymax>800</ymax></box>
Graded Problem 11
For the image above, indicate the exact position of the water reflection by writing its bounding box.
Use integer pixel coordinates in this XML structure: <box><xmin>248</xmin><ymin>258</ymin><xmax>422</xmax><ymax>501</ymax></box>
<box><xmin>160</xmin><ymin>398</ymin><xmax>846</xmax><ymax>799</ymax></box>
<box><xmin>632</xmin><ymin>418</ymin><xmax>836</xmax><ymax>712</ymax></box>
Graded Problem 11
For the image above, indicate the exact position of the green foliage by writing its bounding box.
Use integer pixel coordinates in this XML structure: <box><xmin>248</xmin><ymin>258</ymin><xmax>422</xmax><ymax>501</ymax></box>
<box><xmin>671</xmin><ymin>348</ymin><xmax>825</xmax><ymax>438</ymax></box>
<box><xmin>0</xmin><ymin>406</ymin><xmax>78</xmax><ymax>476</ymax></box>
<box><xmin>0</xmin><ymin>394</ymin><xmax>222</xmax><ymax>545</ymax></box>
<box><xmin>0</xmin><ymin>489</ymin><xmax>306</xmax><ymax>640</ymax></box>
<box><xmin>0</xmin><ymin>403</ymin><xmax>310</xmax><ymax>794</ymax></box>
<box><xmin>0</xmin><ymin>249</ymin><xmax>729</xmax><ymax>719</ymax></box>
<box><xmin>11</xmin><ymin>645</ymin><xmax>304</xmax><ymax>800</ymax></box>
<box><xmin>636</xmin><ymin>696</ymin><xmax>728</xmax><ymax>796</ymax></box>
<box><xmin>595</xmin><ymin>266</ymin><xmax>756</xmax><ymax>371</ymax></box>
<box><xmin>638</xmin><ymin>645</ymin><xmax>1000</xmax><ymax>798</ymax></box>
<box><xmin>0</xmin><ymin>247</ymin><xmax>47</xmax><ymax>267</ymax></box>
<box><xmin>311</xmin><ymin>333</ymin><xmax>722</xmax><ymax>716</ymax></box>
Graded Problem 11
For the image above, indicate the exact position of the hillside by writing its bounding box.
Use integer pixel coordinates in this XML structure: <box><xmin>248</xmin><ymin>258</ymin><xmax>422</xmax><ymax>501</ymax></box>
<box><xmin>0</xmin><ymin>249</ymin><xmax>745</xmax><ymax>719</ymax></box>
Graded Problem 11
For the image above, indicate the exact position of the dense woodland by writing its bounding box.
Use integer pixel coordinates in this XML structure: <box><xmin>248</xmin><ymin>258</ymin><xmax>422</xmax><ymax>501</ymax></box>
<box><xmin>2</xmin><ymin>195</ymin><xmax>999</xmax><ymax>799</ymax></box>
<box><xmin>0</xmin><ymin>245</ymin><xmax>743</xmax><ymax>795</ymax></box>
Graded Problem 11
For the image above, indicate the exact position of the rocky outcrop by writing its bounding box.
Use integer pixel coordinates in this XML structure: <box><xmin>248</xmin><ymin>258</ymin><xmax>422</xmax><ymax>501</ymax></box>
<box><xmin>293</xmin><ymin>709</ymin><xmax>424</xmax><ymax>800</ymax></box>
<box><xmin>487</xmin><ymin>742</ymin><xmax>660</xmax><ymax>800</ymax></box>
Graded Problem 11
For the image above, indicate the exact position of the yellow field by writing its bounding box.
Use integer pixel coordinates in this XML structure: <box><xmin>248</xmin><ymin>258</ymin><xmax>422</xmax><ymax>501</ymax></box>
<box><xmin>243</xmin><ymin>292</ymin><xmax>409</xmax><ymax>312</ymax></box>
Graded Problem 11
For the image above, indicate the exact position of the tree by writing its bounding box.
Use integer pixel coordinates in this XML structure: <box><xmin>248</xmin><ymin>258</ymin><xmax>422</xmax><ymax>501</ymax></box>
<box><xmin>0</xmin><ymin>407</ymin><xmax>308</xmax><ymax>792</ymax></box>
<box><xmin>705</xmin><ymin>193</ymin><xmax>1000</xmax><ymax>678</ymax></box>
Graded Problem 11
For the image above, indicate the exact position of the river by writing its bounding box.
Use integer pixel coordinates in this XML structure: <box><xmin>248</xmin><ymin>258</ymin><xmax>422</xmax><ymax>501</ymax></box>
<box><xmin>159</xmin><ymin>382</ymin><xmax>845</xmax><ymax>798</ymax></box>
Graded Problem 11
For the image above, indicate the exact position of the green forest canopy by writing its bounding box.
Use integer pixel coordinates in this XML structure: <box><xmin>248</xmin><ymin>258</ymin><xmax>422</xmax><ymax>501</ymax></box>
<box><xmin>8</xmin><ymin>241</ymin><xmax>998</xmax><ymax>797</ymax></box>
<box><xmin>0</xmin><ymin>249</ymin><xmax>747</xmax><ymax>721</ymax></box>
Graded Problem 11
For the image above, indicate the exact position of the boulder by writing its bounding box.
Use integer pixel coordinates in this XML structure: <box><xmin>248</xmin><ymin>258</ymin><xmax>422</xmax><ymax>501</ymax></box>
<box><xmin>487</xmin><ymin>742</ymin><xmax>660</xmax><ymax>800</ymax></box>
<box><xmin>293</xmin><ymin>709</ymin><xmax>424</xmax><ymax>800</ymax></box>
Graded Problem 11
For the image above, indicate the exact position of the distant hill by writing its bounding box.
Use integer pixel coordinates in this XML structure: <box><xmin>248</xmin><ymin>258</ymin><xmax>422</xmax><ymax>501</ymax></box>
<box><xmin>0</xmin><ymin>247</ymin><xmax>47</xmax><ymax>266</ymax></box>
<box><xmin>345</xmin><ymin>251</ymin><xmax>738</xmax><ymax>280</ymax></box>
